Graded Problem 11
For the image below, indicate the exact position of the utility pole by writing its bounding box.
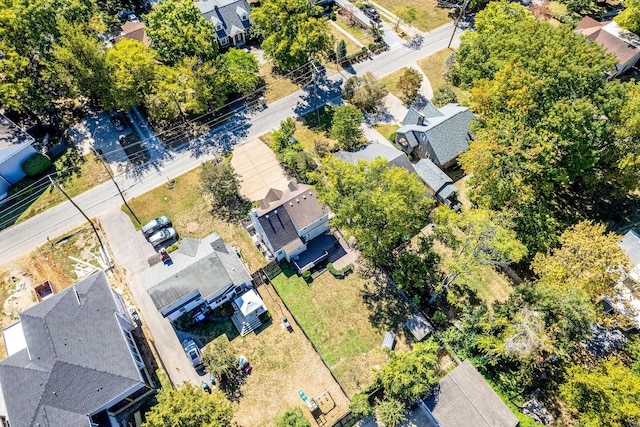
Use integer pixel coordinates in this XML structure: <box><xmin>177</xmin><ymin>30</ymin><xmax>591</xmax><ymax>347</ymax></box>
<box><xmin>311</xmin><ymin>62</ymin><xmax>321</xmax><ymax>126</ymax></box>
<box><xmin>48</xmin><ymin>176</ymin><xmax>110</xmax><ymax>266</ymax></box>
<box><xmin>444</xmin><ymin>0</ymin><xmax>470</xmax><ymax>49</ymax></box>
<box><xmin>92</xmin><ymin>148</ymin><xmax>141</xmax><ymax>224</ymax></box>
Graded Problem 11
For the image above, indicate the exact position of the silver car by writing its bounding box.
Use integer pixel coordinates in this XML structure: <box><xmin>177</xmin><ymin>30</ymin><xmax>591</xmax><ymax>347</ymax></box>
<box><xmin>148</xmin><ymin>227</ymin><xmax>177</xmax><ymax>247</ymax></box>
<box><xmin>182</xmin><ymin>339</ymin><xmax>202</xmax><ymax>368</ymax></box>
<box><xmin>142</xmin><ymin>216</ymin><xmax>171</xmax><ymax>237</ymax></box>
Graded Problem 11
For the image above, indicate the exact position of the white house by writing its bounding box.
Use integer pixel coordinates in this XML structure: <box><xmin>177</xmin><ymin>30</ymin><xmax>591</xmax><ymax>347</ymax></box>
<box><xmin>0</xmin><ymin>114</ymin><xmax>36</xmax><ymax>201</ymax></box>
<box><xmin>144</xmin><ymin>232</ymin><xmax>253</xmax><ymax>322</ymax></box>
<box><xmin>0</xmin><ymin>271</ymin><xmax>154</xmax><ymax>427</ymax></box>
<box><xmin>250</xmin><ymin>182</ymin><xmax>330</xmax><ymax>264</ymax></box>
<box><xmin>195</xmin><ymin>0</ymin><xmax>251</xmax><ymax>47</ymax></box>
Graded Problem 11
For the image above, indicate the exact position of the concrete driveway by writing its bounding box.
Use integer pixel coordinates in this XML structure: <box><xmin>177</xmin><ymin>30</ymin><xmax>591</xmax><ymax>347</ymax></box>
<box><xmin>101</xmin><ymin>209</ymin><xmax>204</xmax><ymax>387</ymax></box>
<box><xmin>69</xmin><ymin>112</ymin><xmax>131</xmax><ymax>164</ymax></box>
<box><xmin>230</xmin><ymin>138</ymin><xmax>291</xmax><ymax>202</ymax></box>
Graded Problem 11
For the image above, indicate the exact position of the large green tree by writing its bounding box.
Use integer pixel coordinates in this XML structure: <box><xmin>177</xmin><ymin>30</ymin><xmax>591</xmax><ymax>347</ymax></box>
<box><xmin>330</xmin><ymin>105</ymin><xmax>364</xmax><ymax>151</ymax></box>
<box><xmin>142</xmin><ymin>382</ymin><xmax>236</xmax><ymax>427</ymax></box>
<box><xmin>342</xmin><ymin>72</ymin><xmax>388</xmax><ymax>113</ymax></box>
<box><xmin>144</xmin><ymin>0</ymin><xmax>219</xmax><ymax>65</ymax></box>
<box><xmin>200</xmin><ymin>158</ymin><xmax>247</xmax><ymax>221</ymax></box>
<box><xmin>106</xmin><ymin>39</ymin><xmax>158</xmax><ymax>110</ymax></box>
<box><xmin>221</xmin><ymin>48</ymin><xmax>260</xmax><ymax>94</ymax></box>
<box><xmin>616</xmin><ymin>0</ymin><xmax>640</xmax><ymax>34</ymax></box>
<box><xmin>202</xmin><ymin>336</ymin><xmax>236</xmax><ymax>384</ymax></box>
<box><xmin>315</xmin><ymin>156</ymin><xmax>433</xmax><ymax>265</ymax></box>
<box><xmin>251</xmin><ymin>0</ymin><xmax>332</xmax><ymax>70</ymax></box>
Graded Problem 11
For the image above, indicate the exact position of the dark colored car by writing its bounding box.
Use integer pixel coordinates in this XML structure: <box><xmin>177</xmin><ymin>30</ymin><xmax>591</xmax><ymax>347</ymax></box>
<box><xmin>363</xmin><ymin>6</ymin><xmax>380</xmax><ymax>22</ymax></box>
<box><xmin>141</xmin><ymin>216</ymin><xmax>171</xmax><ymax>237</ymax></box>
<box><xmin>148</xmin><ymin>227</ymin><xmax>177</xmax><ymax>247</ymax></box>
<box><xmin>118</xmin><ymin>10</ymin><xmax>136</xmax><ymax>21</ymax></box>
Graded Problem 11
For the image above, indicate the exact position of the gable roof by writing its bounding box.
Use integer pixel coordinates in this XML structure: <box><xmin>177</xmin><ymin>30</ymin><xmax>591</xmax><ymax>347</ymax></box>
<box><xmin>576</xmin><ymin>18</ymin><xmax>640</xmax><ymax>66</ymax></box>
<box><xmin>144</xmin><ymin>233</ymin><xmax>251</xmax><ymax>311</ymax></box>
<box><xmin>335</xmin><ymin>143</ymin><xmax>415</xmax><ymax>174</ymax></box>
<box><xmin>397</xmin><ymin>104</ymin><xmax>473</xmax><ymax>166</ymax></box>
<box><xmin>257</xmin><ymin>183</ymin><xmax>328</xmax><ymax>230</ymax></box>
<box><xmin>195</xmin><ymin>0</ymin><xmax>251</xmax><ymax>39</ymax></box>
<box><xmin>0</xmin><ymin>114</ymin><xmax>34</xmax><ymax>162</ymax></box>
<box><xmin>0</xmin><ymin>272</ymin><xmax>143</xmax><ymax>427</ymax></box>
<box><xmin>115</xmin><ymin>21</ymin><xmax>151</xmax><ymax>48</ymax></box>
<box><xmin>620</xmin><ymin>230</ymin><xmax>640</xmax><ymax>267</ymax></box>
<box><xmin>414</xmin><ymin>158</ymin><xmax>458</xmax><ymax>200</ymax></box>
<box><xmin>430</xmin><ymin>360</ymin><xmax>519</xmax><ymax>427</ymax></box>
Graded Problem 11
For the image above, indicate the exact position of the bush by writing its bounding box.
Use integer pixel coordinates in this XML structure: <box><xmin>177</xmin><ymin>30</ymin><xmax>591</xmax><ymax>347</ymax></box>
<box><xmin>166</xmin><ymin>243</ymin><xmax>179</xmax><ymax>253</ymax></box>
<box><xmin>8</xmin><ymin>177</ymin><xmax>37</xmax><ymax>201</ymax></box>
<box><xmin>432</xmin><ymin>86</ymin><xmax>458</xmax><ymax>108</ymax></box>
<box><xmin>276</xmin><ymin>407</ymin><xmax>311</xmax><ymax>427</ymax></box>
<box><xmin>21</xmin><ymin>153</ymin><xmax>51</xmax><ymax>177</ymax></box>
<box><xmin>330</xmin><ymin>11</ymin><xmax>336</xmax><ymax>20</ymax></box>
<box><xmin>389</xmin><ymin>131</ymin><xmax>397</xmax><ymax>143</ymax></box>
<box><xmin>327</xmin><ymin>262</ymin><xmax>353</xmax><ymax>277</ymax></box>
<box><xmin>432</xmin><ymin>310</ymin><xmax>447</xmax><ymax>325</ymax></box>
<box><xmin>350</xmin><ymin>392</ymin><xmax>373</xmax><ymax>418</ymax></box>
<box><xmin>355</xmin><ymin>1</ymin><xmax>365</xmax><ymax>9</ymax></box>
<box><xmin>301</xmin><ymin>270</ymin><xmax>312</xmax><ymax>282</ymax></box>
<box><xmin>173</xmin><ymin>312</ymin><xmax>197</xmax><ymax>331</ymax></box>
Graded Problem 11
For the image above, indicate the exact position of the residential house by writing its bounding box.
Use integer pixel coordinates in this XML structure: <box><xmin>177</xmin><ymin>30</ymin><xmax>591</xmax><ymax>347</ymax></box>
<box><xmin>0</xmin><ymin>114</ymin><xmax>36</xmax><ymax>201</ymax></box>
<box><xmin>414</xmin><ymin>158</ymin><xmax>458</xmax><ymax>204</ymax></box>
<box><xmin>0</xmin><ymin>271</ymin><xmax>154</xmax><ymax>427</ymax></box>
<box><xmin>113</xmin><ymin>21</ymin><xmax>152</xmax><ymax>48</ymax></box>
<box><xmin>144</xmin><ymin>232</ymin><xmax>255</xmax><ymax>326</ymax></box>
<box><xmin>334</xmin><ymin>142</ymin><xmax>414</xmax><ymax>174</ymax></box>
<box><xmin>195</xmin><ymin>0</ymin><xmax>251</xmax><ymax>48</ymax></box>
<box><xmin>250</xmin><ymin>182</ymin><xmax>331</xmax><ymax>270</ymax></box>
<box><xmin>425</xmin><ymin>360</ymin><xmax>519</xmax><ymax>427</ymax></box>
<box><xmin>576</xmin><ymin>17</ymin><xmax>640</xmax><ymax>78</ymax></box>
<box><xmin>395</xmin><ymin>102</ymin><xmax>473</xmax><ymax>168</ymax></box>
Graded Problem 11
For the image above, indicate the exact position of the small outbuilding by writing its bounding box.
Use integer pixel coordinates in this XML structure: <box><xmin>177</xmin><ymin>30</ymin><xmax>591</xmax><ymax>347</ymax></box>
<box><xmin>405</xmin><ymin>313</ymin><xmax>434</xmax><ymax>342</ymax></box>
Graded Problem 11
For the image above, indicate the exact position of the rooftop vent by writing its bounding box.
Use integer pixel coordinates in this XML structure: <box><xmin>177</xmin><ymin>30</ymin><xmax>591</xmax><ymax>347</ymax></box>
<box><xmin>274</xmin><ymin>209</ymin><xmax>278</xmax><ymax>214</ymax></box>
<box><xmin>290</xmin><ymin>202</ymin><xmax>293</xmax><ymax>206</ymax></box>
<box><xmin>296</xmin><ymin>199</ymin><xmax>300</xmax><ymax>203</ymax></box>
<box><xmin>303</xmin><ymin>195</ymin><xmax>306</xmax><ymax>199</ymax></box>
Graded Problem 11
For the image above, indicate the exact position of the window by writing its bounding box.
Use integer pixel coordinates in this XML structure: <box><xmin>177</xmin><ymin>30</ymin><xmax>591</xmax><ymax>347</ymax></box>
<box><xmin>220</xmin><ymin>36</ymin><xmax>229</xmax><ymax>45</ymax></box>
<box><xmin>242</xmin><ymin>14</ymin><xmax>247</xmax><ymax>20</ymax></box>
<box><xmin>216</xmin><ymin>23</ymin><xmax>222</xmax><ymax>30</ymax></box>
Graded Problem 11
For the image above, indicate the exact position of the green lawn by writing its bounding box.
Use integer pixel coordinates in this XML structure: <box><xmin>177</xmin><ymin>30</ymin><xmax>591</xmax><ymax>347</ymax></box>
<box><xmin>379</xmin><ymin>67</ymin><xmax>424</xmax><ymax>103</ymax></box>
<box><xmin>123</xmin><ymin>166</ymin><xmax>267</xmax><ymax>272</ymax></box>
<box><xmin>270</xmin><ymin>263</ymin><xmax>414</xmax><ymax>395</ymax></box>
<box><xmin>373</xmin><ymin>124</ymin><xmax>400</xmax><ymax>141</ymax></box>
<box><xmin>370</xmin><ymin>0</ymin><xmax>451</xmax><ymax>32</ymax></box>
<box><xmin>417</xmin><ymin>48</ymin><xmax>470</xmax><ymax>104</ymax></box>
<box><xmin>329</xmin><ymin>23</ymin><xmax>363</xmax><ymax>55</ymax></box>
<box><xmin>260</xmin><ymin>63</ymin><xmax>303</xmax><ymax>104</ymax></box>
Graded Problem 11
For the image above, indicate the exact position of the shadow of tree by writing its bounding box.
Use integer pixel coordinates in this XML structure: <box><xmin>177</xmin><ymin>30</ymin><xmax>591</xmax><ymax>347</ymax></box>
<box><xmin>218</xmin><ymin>369</ymin><xmax>247</xmax><ymax>403</ymax></box>
<box><xmin>359</xmin><ymin>267</ymin><xmax>414</xmax><ymax>330</ymax></box>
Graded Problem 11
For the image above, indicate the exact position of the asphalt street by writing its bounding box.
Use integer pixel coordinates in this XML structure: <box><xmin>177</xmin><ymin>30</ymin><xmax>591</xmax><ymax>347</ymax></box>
<box><xmin>0</xmin><ymin>22</ymin><xmax>461</xmax><ymax>265</ymax></box>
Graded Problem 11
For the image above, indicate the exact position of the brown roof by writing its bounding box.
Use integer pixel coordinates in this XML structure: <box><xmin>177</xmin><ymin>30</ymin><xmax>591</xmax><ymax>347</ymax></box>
<box><xmin>257</xmin><ymin>183</ymin><xmax>328</xmax><ymax>230</ymax></box>
<box><xmin>576</xmin><ymin>18</ymin><xmax>640</xmax><ymax>65</ymax></box>
<box><xmin>575</xmin><ymin>16</ymin><xmax>606</xmax><ymax>35</ymax></box>
<box><xmin>115</xmin><ymin>21</ymin><xmax>151</xmax><ymax>48</ymax></box>
<box><xmin>430</xmin><ymin>360</ymin><xmax>519</xmax><ymax>427</ymax></box>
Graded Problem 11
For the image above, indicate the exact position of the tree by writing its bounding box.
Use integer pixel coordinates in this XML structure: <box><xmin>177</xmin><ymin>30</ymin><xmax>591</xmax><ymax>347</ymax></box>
<box><xmin>142</xmin><ymin>382</ymin><xmax>236</xmax><ymax>427</ymax></box>
<box><xmin>271</xmin><ymin>117</ymin><xmax>297</xmax><ymax>153</ymax></box>
<box><xmin>275</xmin><ymin>407</ymin><xmax>311</xmax><ymax>427</ymax></box>
<box><xmin>374</xmin><ymin>398</ymin><xmax>406</xmax><ymax>427</ymax></box>
<box><xmin>349</xmin><ymin>392</ymin><xmax>373</xmax><ymax>419</ymax></box>
<box><xmin>392</xmin><ymin>236</ymin><xmax>440</xmax><ymax>305</ymax></box>
<box><xmin>336</xmin><ymin>39</ymin><xmax>347</xmax><ymax>63</ymax></box>
<box><xmin>106</xmin><ymin>39</ymin><xmax>157</xmax><ymax>110</ymax></box>
<box><xmin>144</xmin><ymin>0</ymin><xmax>219</xmax><ymax>65</ymax></box>
<box><xmin>315</xmin><ymin>156</ymin><xmax>434</xmax><ymax>265</ymax></box>
<box><xmin>251</xmin><ymin>0</ymin><xmax>332</xmax><ymax>70</ymax></box>
<box><xmin>221</xmin><ymin>48</ymin><xmax>260</xmax><ymax>94</ymax></box>
<box><xmin>330</xmin><ymin>105</ymin><xmax>364</xmax><ymax>150</ymax></box>
<box><xmin>430</xmin><ymin>206</ymin><xmax>527</xmax><ymax>304</ymax></box>
<box><xmin>202</xmin><ymin>336</ymin><xmax>236</xmax><ymax>384</ymax></box>
<box><xmin>616</xmin><ymin>0</ymin><xmax>640</xmax><ymax>33</ymax></box>
<box><xmin>431</xmin><ymin>86</ymin><xmax>457</xmax><ymax>108</ymax></box>
<box><xmin>342</xmin><ymin>72</ymin><xmax>388</xmax><ymax>113</ymax></box>
<box><xmin>561</xmin><ymin>358</ymin><xmax>640</xmax><ymax>427</ymax></box>
<box><xmin>0</xmin><ymin>46</ymin><xmax>33</xmax><ymax>114</ymax></box>
<box><xmin>376</xmin><ymin>339</ymin><xmax>439</xmax><ymax>401</ymax></box>
<box><xmin>396</xmin><ymin>67</ymin><xmax>422</xmax><ymax>104</ymax></box>
<box><xmin>395</xmin><ymin>6</ymin><xmax>416</xmax><ymax>31</ymax></box>
<box><xmin>200</xmin><ymin>159</ymin><xmax>247</xmax><ymax>221</ymax></box>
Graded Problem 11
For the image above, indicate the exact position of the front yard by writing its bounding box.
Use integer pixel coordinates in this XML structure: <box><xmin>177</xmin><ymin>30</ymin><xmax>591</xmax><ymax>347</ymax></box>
<box><xmin>371</xmin><ymin>0</ymin><xmax>451</xmax><ymax>32</ymax></box>
<box><xmin>417</xmin><ymin>48</ymin><xmax>470</xmax><ymax>104</ymax></box>
<box><xmin>271</xmin><ymin>262</ymin><xmax>414</xmax><ymax>396</ymax></box>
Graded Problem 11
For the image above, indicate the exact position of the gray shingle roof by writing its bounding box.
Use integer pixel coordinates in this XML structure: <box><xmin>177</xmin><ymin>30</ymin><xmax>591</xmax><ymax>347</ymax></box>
<box><xmin>195</xmin><ymin>0</ymin><xmax>251</xmax><ymax>40</ymax></box>
<box><xmin>414</xmin><ymin>158</ymin><xmax>457</xmax><ymax>201</ymax></box>
<box><xmin>144</xmin><ymin>232</ymin><xmax>251</xmax><ymax>311</ymax></box>
<box><xmin>397</xmin><ymin>104</ymin><xmax>473</xmax><ymax>166</ymax></box>
<box><xmin>420</xmin><ymin>103</ymin><xmax>445</xmax><ymax>118</ymax></box>
<box><xmin>430</xmin><ymin>360</ymin><xmax>519</xmax><ymax>427</ymax></box>
<box><xmin>0</xmin><ymin>272</ymin><xmax>144</xmax><ymax>427</ymax></box>
<box><xmin>0</xmin><ymin>114</ymin><xmax>34</xmax><ymax>163</ymax></box>
<box><xmin>335</xmin><ymin>143</ymin><xmax>415</xmax><ymax>174</ymax></box>
<box><xmin>619</xmin><ymin>230</ymin><xmax>640</xmax><ymax>267</ymax></box>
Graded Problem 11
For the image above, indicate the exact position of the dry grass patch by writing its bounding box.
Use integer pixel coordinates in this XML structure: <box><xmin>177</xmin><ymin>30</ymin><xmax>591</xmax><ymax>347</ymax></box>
<box><xmin>370</xmin><ymin>0</ymin><xmax>451</xmax><ymax>32</ymax></box>
<box><xmin>373</xmin><ymin>124</ymin><xmax>401</xmax><ymax>142</ymax></box>
<box><xmin>123</xmin><ymin>166</ymin><xmax>267</xmax><ymax>272</ymax></box>
<box><xmin>333</xmin><ymin>15</ymin><xmax>374</xmax><ymax>46</ymax></box>
<box><xmin>228</xmin><ymin>285</ymin><xmax>350</xmax><ymax>426</ymax></box>
<box><xmin>417</xmin><ymin>48</ymin><xmax>470</xmax><ymax>104</ymax></box>
<box><xmin>329</xmin><ymin>23</ymin><xmax>363</xmax><ymax>54</ymax></box>
<box><xmin>260</xmin><ymin>63</ymin><xmax>303</xmax><ymax>104</ymax></box>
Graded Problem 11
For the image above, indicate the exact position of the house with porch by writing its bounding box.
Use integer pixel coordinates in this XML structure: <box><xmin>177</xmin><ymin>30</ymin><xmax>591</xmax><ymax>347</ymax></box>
<box><xmin>195</xmin><ymin>0</ymin><xmax>251</xmax><ymax>48</ymax></box>
<box><xmin>395</xmin><ymin>102</ymin><xmax>473</xmax><ymax>168</ymax></box>
<box><xmin>0</xmin><ymin>114</ymin><xmax>37</xmax><ymax>201</ymax></box>
<box><xmin>144</xmin><ymin>232</ymin><xmax>267</xmax><ymax>335</ymax></box>
<box><xmin>250</xmin><ymin>182</ymin><xmax>336</xmax><ymax>272</ymax></box>
<box><xmin>0</xmin><ymin>271</ymin><xmax>154</xmax><ymax>427</ymax></box>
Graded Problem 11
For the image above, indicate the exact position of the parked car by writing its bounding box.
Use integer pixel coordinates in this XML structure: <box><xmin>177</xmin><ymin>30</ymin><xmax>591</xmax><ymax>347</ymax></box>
<box><xmin>148</xmin><ymin>227</ymin><xmax>177</xmax><ymax>247</ymax></box>
<box><xmin>183</xmin><ymin>339</ymin><xmax>202</xmax><ymax>368</ymax></box>
<box><xmin>117</xmin><ymin>9</ymin><xmax>136</xmax><ymax>21</ymax></box>
<box><xmin>141</xmin><ymin>216</ymin><xmax>171</xmax><ymax>237</ymax></box>
<box><xmin>363</xmin><ymin>6</ymin><xmax>380</xmax><ymax>22</ymax></box>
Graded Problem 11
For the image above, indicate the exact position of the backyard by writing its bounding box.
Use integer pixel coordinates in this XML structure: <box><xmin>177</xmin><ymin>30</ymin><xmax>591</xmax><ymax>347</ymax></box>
<box><xmin>270</xmin><ymin>262</ymin><xmax>414</xmax><ymax>396</ymax></box>
<box><xmin>122</xmin><ymin>164</ymin><xmax>268</xmax><ymax>272</ymax></box>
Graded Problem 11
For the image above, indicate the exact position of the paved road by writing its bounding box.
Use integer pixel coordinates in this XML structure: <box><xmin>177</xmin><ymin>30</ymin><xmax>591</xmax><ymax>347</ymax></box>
<box><xmin>0</xmin><ymin>22</ymin><xmax>460</xmax><ymax>265</ymax></box>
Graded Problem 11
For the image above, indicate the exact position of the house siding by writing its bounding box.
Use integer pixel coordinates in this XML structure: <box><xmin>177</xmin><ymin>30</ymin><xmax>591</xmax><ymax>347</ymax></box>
<box><xmin>0</xmin><ymin>144</ymin><xmax>36</xmax><ymax>185</ymax></box>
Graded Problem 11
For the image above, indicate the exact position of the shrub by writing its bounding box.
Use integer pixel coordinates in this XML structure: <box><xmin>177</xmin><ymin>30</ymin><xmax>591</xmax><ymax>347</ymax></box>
<box><xmin>173</xmin><ymin>312</ymin><xmax>197</xmax><ymax>331</ymax></box>
<box><xmin>330</xmin><ymin>11</ymin><xmax>336</xmax><ymax>20</ymax></box>
<box><xmin>21</xmin><ymin>153</ymin><xmax>51</xmax><ymax>177</ymax></box>
<box><xmin>432</xmin><ymin>310</ymin><xmax>447</xmax><ymax>325</ymax></box>
<box><xmin>166</xmin><ymin>243</ymin><xmax>179</xmax><ymax>253</ymax></box>
<box><xmin>314</xmin><ymin>139</ymin><xmax>331</xmax><ymax>157</ymax></box>
<box><xmin>350</xmin><ymin>392</ymin><xmax>373</xmax><ymax>418</ymax></box>
<box><xmin>301</xmin><ymin>270</ymin><xmax>312</xmax><ymax>281</ymax></box>
<box><xmin>327</xmin><ymin>263</ymin><xmax>353</xmax><ymax>277</ymax></box>
<box><xmin>8</xmin><ymin>177</ymin><xmax>37</xmax><ymax>201</ymax></box>
<box><xmin>389</xmin><ymin>131</ymin><xmax>397</xmax><ymax>143</ymax></box>
<box><xmin>276</xmin><ymin>407</ymin><xmax>310</xmax><ymax>427</ymax></box>
<box><xmin>355</xmin><ymin>1</ymin><xmax>365</xmax><ymax>9</ymax></box>
<box><xmin>432</xmin><ymin>86</ymin><xmax>458</xmax><ymax>108</ymax></box>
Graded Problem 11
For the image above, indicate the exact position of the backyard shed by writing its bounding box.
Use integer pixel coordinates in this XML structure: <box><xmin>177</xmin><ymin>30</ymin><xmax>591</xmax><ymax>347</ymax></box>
<box><xmin>405</xmin><ymin>313</ymin><xmax>434</xmax><ymax>342</ymax></box>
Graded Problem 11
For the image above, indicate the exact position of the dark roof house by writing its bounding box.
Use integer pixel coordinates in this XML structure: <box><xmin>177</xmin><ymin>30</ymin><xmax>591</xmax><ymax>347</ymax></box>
<box><xmin>335</xmin><ymin>142</ymin><xmax>414</xmax><ymax>174</ymax></box>
<box><xmin>428</xmin><ymin>360</ymin><xmax>519</xmax><ymax>427</ymax></box>
<box><xmin>0</xmin><ymin>271</ymin><xmax>153</xmax><ymax>427</ymax></box>
<box><xmin>396</xmin><ymin>102</ymin><xmax>473</xmax><ymax>167</ymax></box>
<box><xmin>0</xmin><ymin>114</ymin><xmax>37</xmax><ymax>200</ymax></box>
<box><xmin>195</xmin><ymin>0</ymin><xmax>251</xmax><ymax>47</ymax></box>
<box><xmin>144</xmin><ymin>232</ymin><xmax>253</xmax><ymax>322</ymax></box>
<box><xmin>576</xmin><ymin>17</ymin><xmax>640</xmax><ymax>77</ymax></box>
<box><xmin>414</xmin><ymin>158</ymin><xmax>458</xmax><ymax>202</ymax></box>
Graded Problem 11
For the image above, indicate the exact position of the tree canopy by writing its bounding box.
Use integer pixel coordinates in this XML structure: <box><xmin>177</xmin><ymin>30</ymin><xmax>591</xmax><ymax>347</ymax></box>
<box><xmin>342</xmin><ymin>72</ymin><xmax>388</xmax><ymax>113</ymax></box>
<box><xmin>330</xmin><ymin>105</ymin><xmax>364</xmax><ymax>151</ymax></box>
<box><xmin>251</xmin><ymin>0</ymin><xmax>332</xmax><ymax>70</ymax></box>
<box><xmin>315</xmin><ymin>156</ymin><xmax>433</xmax><ymax>265</ymax></box>
<box><xmin>275</xmin><ymin>407</ymin><xmax>311</xmax><ymax>427</ymax></box>
<box><xmin>616</xmin><ymin>0</ymin><xmax>640</xmax><ymax>33</ymax></box>
<box><xmin>142</xmin><ymin>382</ymin><xmax>236</xmax><ymax>427</ymax></box>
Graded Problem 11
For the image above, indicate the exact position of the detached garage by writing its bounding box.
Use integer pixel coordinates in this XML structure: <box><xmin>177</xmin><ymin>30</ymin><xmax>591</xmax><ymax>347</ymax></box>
<box><xmin>0</xmin><ymin>114</ymin><xmax>36</xmax><ymax>201</ymax></box>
